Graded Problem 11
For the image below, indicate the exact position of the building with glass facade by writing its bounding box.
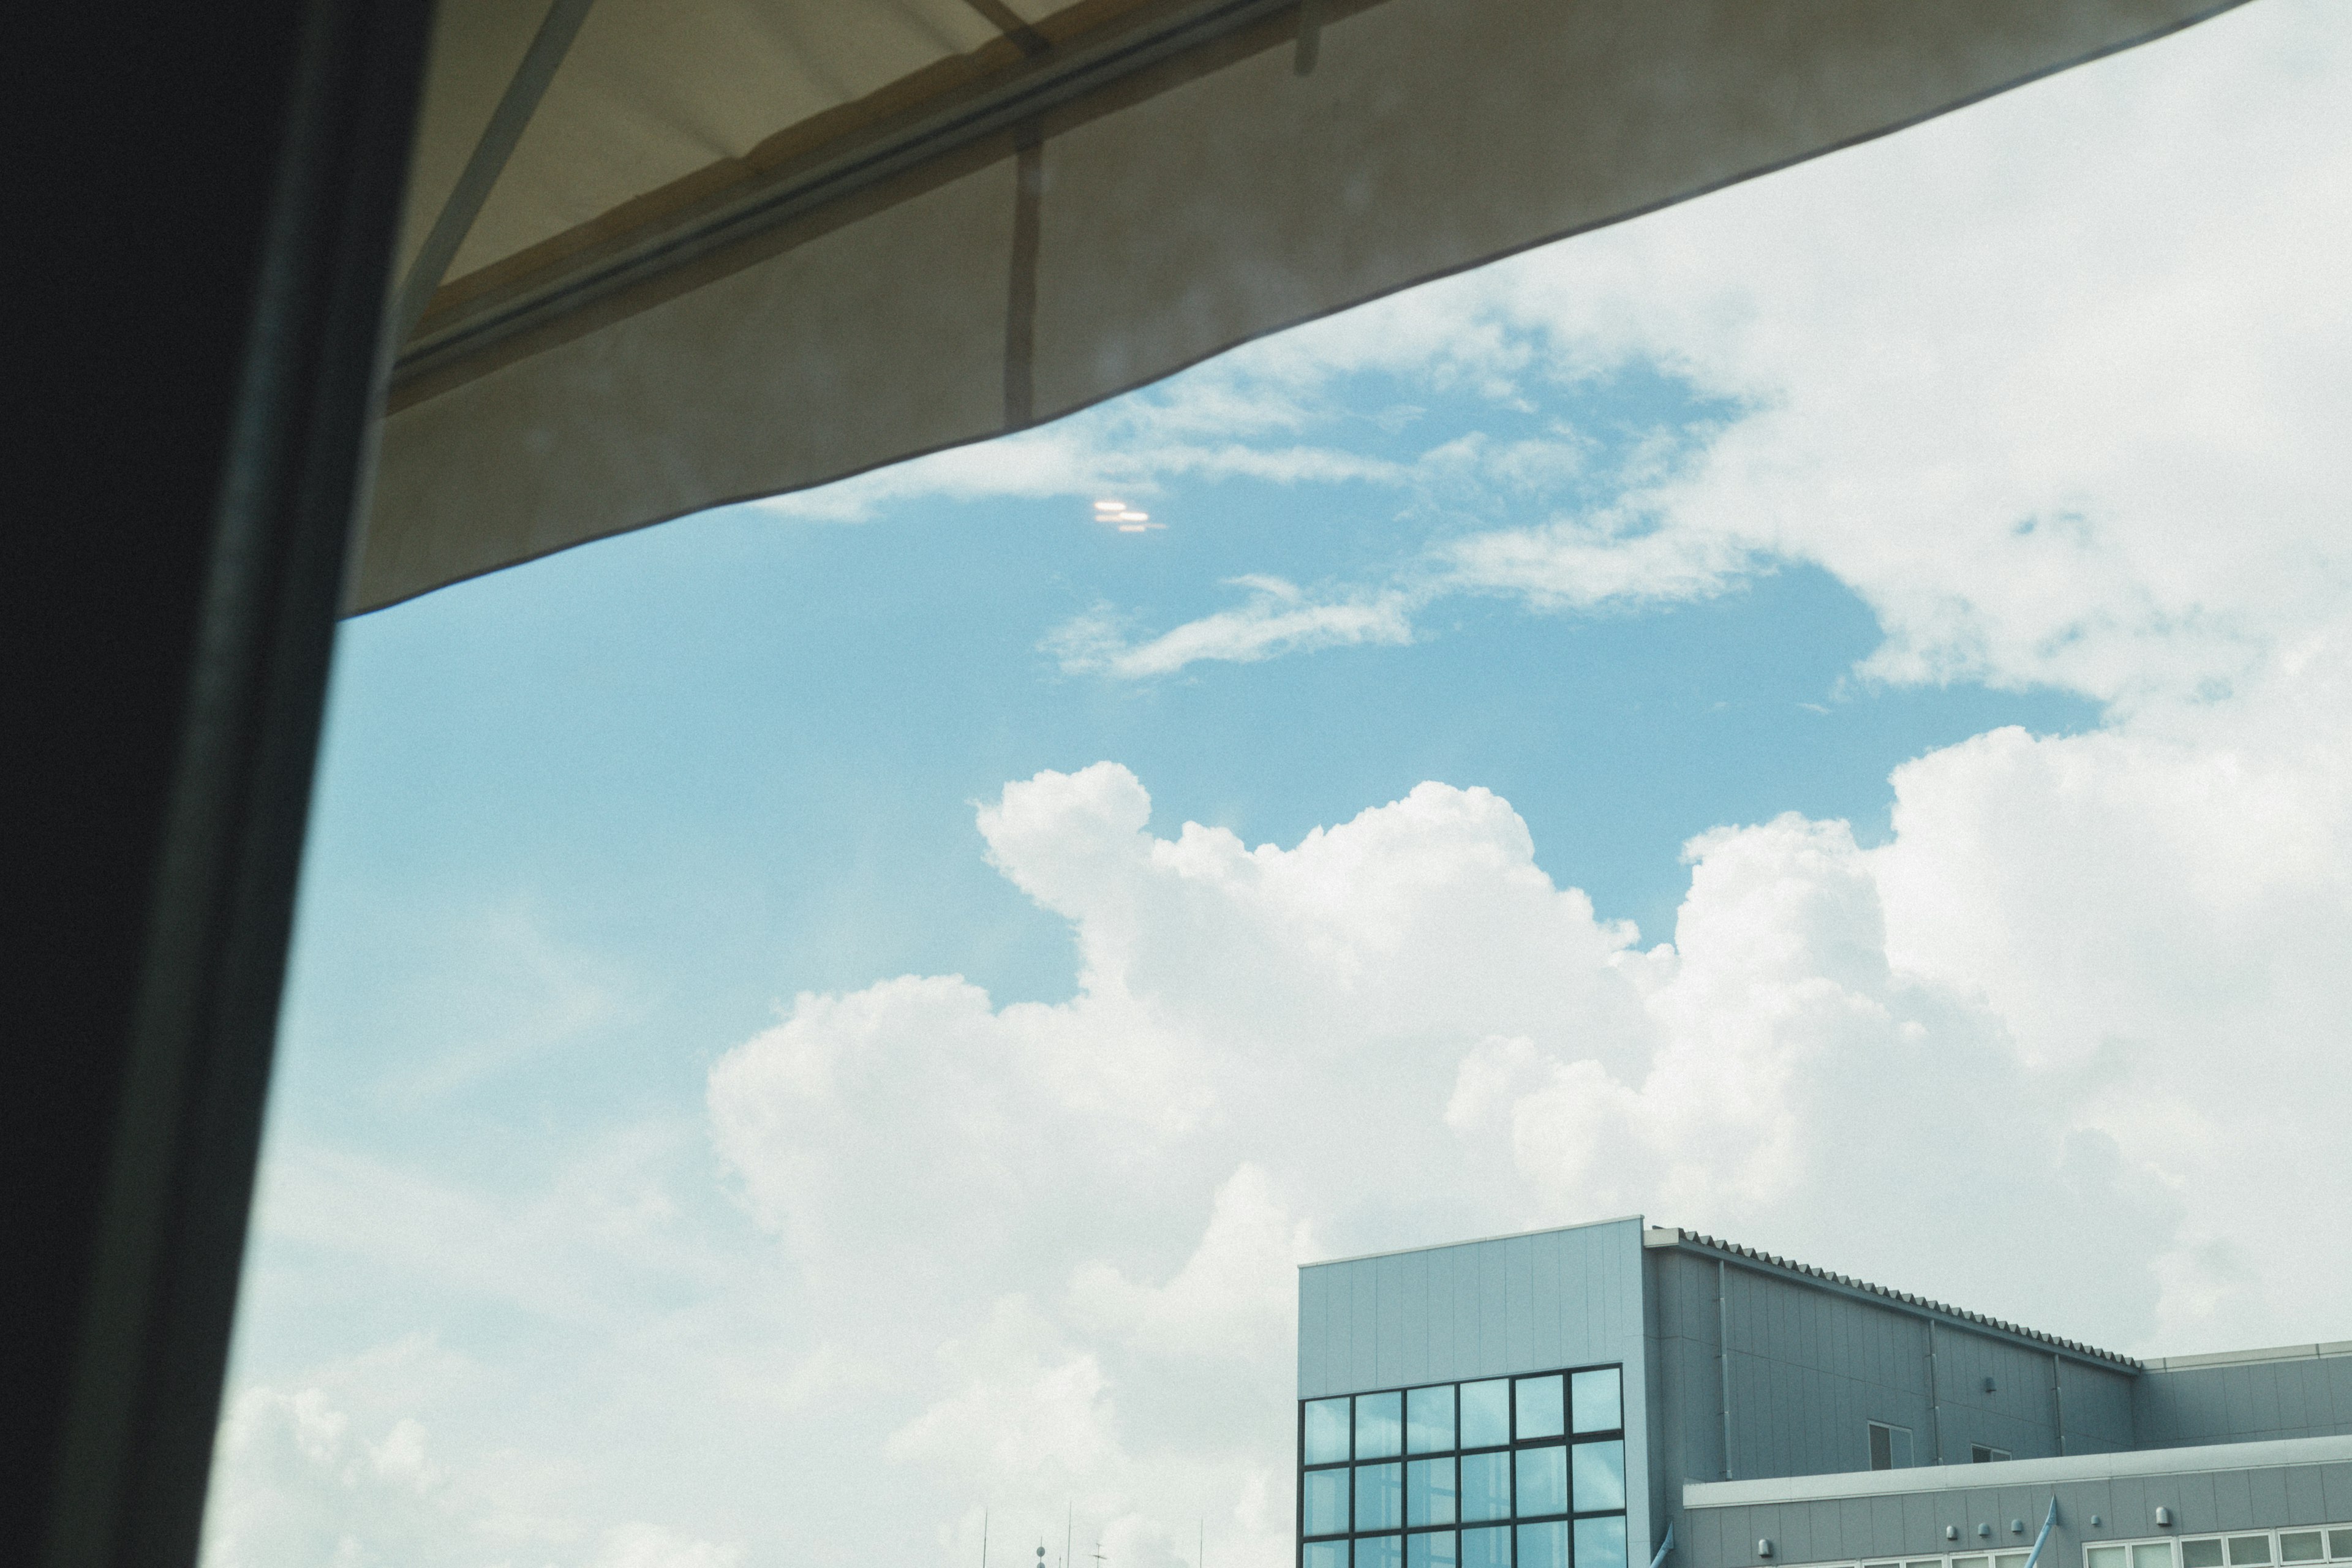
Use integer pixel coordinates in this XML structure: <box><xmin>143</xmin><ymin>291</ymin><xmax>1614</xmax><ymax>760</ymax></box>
<box><xmin>1297</xmin><ymin>1219</ymin><xmax>2352</xmax><ymax>1568</ymax></box>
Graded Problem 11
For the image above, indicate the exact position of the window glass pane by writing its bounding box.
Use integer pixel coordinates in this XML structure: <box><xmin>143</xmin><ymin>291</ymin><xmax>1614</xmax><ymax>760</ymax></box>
<box><xmin>2282</xmin><ymin>1536</ymin><xmax>2324</xmax><ymax>1565</ymax></box>
<box><xmin>1575</xmin><ymin>1515</ymin><xmax>1629</xmax><ymax>1568</ymax></box>
<box><xmin>2185</xmin><ymin>1545</ymin><xmax>2226</xmax><ymax>1568</ymax></box>
<box><xmin>2089</xmin><ymin>1548</ymin><xmax>2130</xmax><ymax>1568</ymax></box>
<box><xmin>1519</xmin><ymin>1523</ymin><xmax>1569</xmax><ymax>1568</ymax></box>
<box><xmin>1998</xmin><ymin>1553</ymin><xmax>2030</xmax><ymax>1568</ymax></box>
<box><xmin>1571</xmin><ymin>1369</ymin><xmax>1622</xmax><ymax>1434</ymax></box>
<box><xmin>1307</xmin><ymin>1544</ymin><xmax>1348</xmax><ymax>1568</ymax></box>
<box><xmin>1461</xmin><ymin>1452</ymin><xmax>1512</xmax><ymax>1523</ymax></box>
<box><xmin>2138</xmin><ymin>1547</ymin><xmax>2179</xmax><ymax>1568</ymax></box>
<box><xmin>1304</xmin><ymin>1468</ymin><xmax>1351</xmax><ymax>1536</ymax></box>
<box><xmin>1572</xmin><ymin>1441</ymin><xmax>1625</xmax><ymax>1512</ymax></box>
<box><xmin>1360</xmin><ymin>1392</ymin><xmax>1405</xmax><ymax>1460</ymax></box>
<box><xmin>1869</xmin><ymin>1424</ymin><xmax>1893</xmax><ymax>1471</ymax></box>
<box><xmin>1891</xmin><ymin>1427</ymin><xmax>1913</xmax><ymax>1468</ymax></box>
<box><xmin>1954</xmin><ymin>1554</ymin><xmax>1991</xmax><ymax>1568</ymax></box>
<box><xmin>1516</xmin><ymin>1376</ymin><xmax>1566</xmax><ymax>1441</ymax></box>
<box><xmin>1409</xmin><ymin>1458</ymin><xmax>1460</xmax><ymax>1527</ymax></box>
<box><xmin>1411</xmin><ymin>1533</ymin><xmax>1463</xmax><ymax>1568</ymax></box>
<box><xmin>1463</xmin><ymin>1381</ymin><xmax>1512</xmax><ymax>1449</ymax></box>
<box><xmin>1515</xmin><ymin>1446</ymin><xmax>1567</xmax><ymax>1517</ymax></box>
<box><xmin>1308</xmin><ymin>1400</ymin><xmax>1354</xmax><ymax>1466</ymax></box>
<box><xmin>2229</xmin><ymin>1540</ymin><xmax>2273</xmax><ymax>1567</ymax></box>
<box><xmin>2327</xmin><ymin>1532</ymin><xmax>2352</xmax><ymax>1562</ymax></box>
<box><xmin>1411</xmin><ymin>1385</ymin><xmax>1459</xmax><ymax>1455</ymax></box>
<box><xmin>1359</xmin><ymin>1538</ymin><xmax>1404</xmax><ymax>1568</ymax></box>
<box><xmin>1464</xmin><ymin>1526</ymin><xmax>1513</xmax><ymax>1568</ymax></box>
<box><xmin>1359</xmin><ymin>1463</ymin><xmax>1405</xmax><ymax>1532</ymax></box>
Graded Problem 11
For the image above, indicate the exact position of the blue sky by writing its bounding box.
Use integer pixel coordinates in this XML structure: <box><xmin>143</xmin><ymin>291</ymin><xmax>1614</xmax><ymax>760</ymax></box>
<box><xmin>206</xmin><ymin>7</ymin><xmax>2352</xmax><ymax>1567</ymax></box>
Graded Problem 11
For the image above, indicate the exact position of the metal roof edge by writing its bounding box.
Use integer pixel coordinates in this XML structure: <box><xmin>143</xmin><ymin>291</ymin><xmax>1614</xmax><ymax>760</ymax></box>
<box><xmin>1683</xmin><ymin>1432</ymin><xmax>2352</xmax><ymax>1510</ymax></box>
<box><xmin>2143</xmin><ymin>1342</ymin><xmax>2352</xmax><ymax>1373</ymax></box>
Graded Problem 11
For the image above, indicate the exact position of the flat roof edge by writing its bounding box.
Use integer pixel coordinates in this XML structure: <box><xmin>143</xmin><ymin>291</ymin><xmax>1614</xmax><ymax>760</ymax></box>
<box><xmin>2144</xmin><ymin>1342</ymin><xmax>2352</xmax><ymax>1372</ymax></box>
<box><xmin>1298</xmin><ymin>1215</ymin><xmax>1646</xmax><ymax>1270</ymax></box>
<box><xmin>1683</xmin><ymin>1433</ymin><xmax>2352</xmax><ymax>1510</ymax></box>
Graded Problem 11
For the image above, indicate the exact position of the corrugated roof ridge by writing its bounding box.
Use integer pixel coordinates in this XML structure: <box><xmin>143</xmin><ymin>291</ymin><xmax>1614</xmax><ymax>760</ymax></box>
<box><xmin>1665</xmin><ymin>1227</ymin><xmax>2141</xmax><ymax>1369</ymax></box>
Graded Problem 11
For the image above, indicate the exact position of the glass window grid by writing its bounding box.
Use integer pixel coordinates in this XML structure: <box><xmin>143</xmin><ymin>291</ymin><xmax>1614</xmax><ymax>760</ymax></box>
<box><xmin>1300</xmin><ymin>1365</ymin><xmax>1628</xmax><ymax>1568</ymax></box>
<box><xmin>1790</xmin><ymin>1528</ymin><xmax>2352</xmax><ymax>1568</ymax></box>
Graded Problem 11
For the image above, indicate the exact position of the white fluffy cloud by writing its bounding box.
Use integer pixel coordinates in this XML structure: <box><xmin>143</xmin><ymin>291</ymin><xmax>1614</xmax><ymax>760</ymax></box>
<box><xmin>698</xmin><ymin>692</ymin><xmax>2352</xmax><ymax>1559</ymax></box>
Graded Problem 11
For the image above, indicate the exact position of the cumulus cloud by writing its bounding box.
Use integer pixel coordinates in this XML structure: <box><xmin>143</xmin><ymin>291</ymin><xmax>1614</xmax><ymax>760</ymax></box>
<box><xmin>690</xmin><ymin>710</ymin><xmax>2352</xmax><ymax>1560</ymax></box>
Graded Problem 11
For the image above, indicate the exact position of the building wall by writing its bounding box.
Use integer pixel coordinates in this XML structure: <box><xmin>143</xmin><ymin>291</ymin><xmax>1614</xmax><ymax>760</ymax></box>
<box><xmin>2136</xmin><ymin>1351</ymin><xmax>2352</xmax><ymax>1448</ymax></box>
<box><xmin>1298</xmin><ymin>1218</ymin><xmax>1656</xmax><ymax>1559</ymax></box>
<box><xmin>1643</xmin><ymin>1244</ymin><xmax>2138</xmax><ymax>1493</ymax></box>
<box><xmin>1676</xmin><ymin>1438</ymin><xmax>2352</xmax><ymax>1568</ymax></box>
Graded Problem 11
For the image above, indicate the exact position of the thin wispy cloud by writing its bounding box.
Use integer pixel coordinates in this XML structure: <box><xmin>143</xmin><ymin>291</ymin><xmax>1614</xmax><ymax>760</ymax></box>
<box><xmin>1047</xmin><ymin>578</ymin><xmax>1415</xmax><ymax>678</ymax></box>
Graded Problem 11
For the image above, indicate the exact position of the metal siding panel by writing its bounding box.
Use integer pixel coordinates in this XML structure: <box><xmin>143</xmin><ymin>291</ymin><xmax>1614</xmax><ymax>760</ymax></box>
<box><xmin>2176</xmin><ymin>1470</ymin><xmax>2219</xmax><ymax>1533</ymax></box>
<box><xmin>1868</xmin><ymin>1494</ymin><xmax>1904</xmax><ymax>1558</ymax></box>
<box><xmin>1781</xmin><ymin>1502</ymin><xmax>1813</xmax><ymax>1564</ymax></box>
<box><xmin>1532</xmin><ymin>1231</ymin><xmax>1566</xmax><ymax>1371</ymax></box>
<box><xmin>1300</xmin><ymin>1267</ymin><xmax>1327</xmax><ymax>1397</ymax></box>
<box><xmin>2108</xmin><ymin>1477</ymin><xmax>2150</xmax><ymax>1537</ymax></box>
<box><xmin>1507</xmin><ymin>1236</ymin><xmax>1538</xmax><ymax>1373</ymax></box>
<box><xmin>2330</xmin><ymin>1362</ymin><xmax>2352</xmax><ymax>1434</ymax></box>
<box><xmin>1352</xmin><ymin>1260</ymin><xmax>1381</xmax><ymax>1393</ymax></box>
<box><xmin>1838</xmin><ymin>1498</ymin><xmax>1874</xmax><ymax>1559</ymax></box>
<box><xmin>2215</xmin><ymin>1467</ymin><xmax>2255</xmax><ymax>1530</ymax></box>
<box><xmin>2283</xmin><ymin>1462</ymin><xmax>2324</xmax><ymax>1525</ymax></box>
<box><xmin>1455</xmin><ymin>1245</ymin><xmax>1483</xmax><ymax>1382</ymax></box>
<box><xmin>2248</xmin><ymin>1467</ymin><xmax>2290</xmax><ymax>1527</ymax></box>
<box><xmin>2319</xmin><ymin>1462</ymin><xmax>2352</xmax><ymax>1520</ymax></box>
<box><xmin>1899</xmin><ymin>1491</ymin><xmax>1938</xmax><ymax>1555</ymax></box>
<box><xmin>1481</xmin><ymin>1243</ymin><xmax>1510</xmax><ymax>1380</ymax></box>
<box><xmin>1377</xmin><ymin>1251</ymin><xmax>1412</xmax><ymax>1389</ymax></box>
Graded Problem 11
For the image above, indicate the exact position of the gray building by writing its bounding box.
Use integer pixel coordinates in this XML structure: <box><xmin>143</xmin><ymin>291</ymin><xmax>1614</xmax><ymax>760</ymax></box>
<box><xmin>1296</xmin><ymin>1218</ymin><xmax>2352</xmax><ymax>1568</ymax></box>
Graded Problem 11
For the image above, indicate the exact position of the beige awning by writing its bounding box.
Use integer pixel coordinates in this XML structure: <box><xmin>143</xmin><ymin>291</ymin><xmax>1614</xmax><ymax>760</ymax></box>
<box><xmin>357</xmin><ymin>0</ymin><xmax>2245</xmax><ymax>613</ymax></box>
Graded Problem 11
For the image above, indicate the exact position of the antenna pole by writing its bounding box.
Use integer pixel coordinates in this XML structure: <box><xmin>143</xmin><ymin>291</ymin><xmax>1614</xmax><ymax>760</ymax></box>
<box><xmin>982</xmin><ymin>1510</ymin><xmax>988</xmax><ymax>1568</ymax></box>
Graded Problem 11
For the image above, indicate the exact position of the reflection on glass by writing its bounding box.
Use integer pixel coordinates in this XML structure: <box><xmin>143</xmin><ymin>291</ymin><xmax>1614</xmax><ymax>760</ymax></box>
<box><xmin>1359</xmin><ymin>1392</ymin><xmax>1404</xmax><ymax>1460</ymax></box>
<box><xmin>2329</xmin><ymin>1534</ymin><xmax>2352</xmax><ymax>1561</ymax></box>
<box><xmin>1461</xmin><ymin>1452</ymin><xmax>1512</xmax><ymax>1522</ymax></box>
<box><xmin>1306</xmin><ymin>1544</ymin><xmax>1348</xmax><ymax>1568</ymax></box>
<box><xmin>1514</xmin><ymin>1446</ymin><xmax>1566</xmax><ymax>1517</ymax></box>
<box><xmin>1463</xmin><ymin>1526</ymin><xmax>1513</xmax><ymax>1568</ymax></box>
<box><xmin>2183</xmin><ymin>1546</ymin><xmax>2224</xmax><ymax>1568</ymax></box>
<box><xmin>1308</xmin><ymin>1399</ymin><xmax>1353</xmax><ymax>1466</ymax></box>
<box><xmin>1358</xmin><ymin>1463</ymin><xmax>1404</xmax><ymax>1531</ymax></box>
<box><xmin>1409</xmin><ymin>1385</ymin><xmax>1457</xmax><ymax>1454</ymax></box>
<box><xmin>1305</xmin><ymin>1467</ymin><xmax>1351</xmax><ymax>1536</ymax></box>
<box><xmin>1408</xmin><ymin>1458</ymin><xmax>1458</xmax><ymax>1526</ymax></box>
<box><xmin>1996</xmin><ymin>1554</ymin><xmax>2029</xmax><ymax>1568</ymax></box>
<box><xmin>1515</xmin><ymin>1376</ymin><xmax>1564</xmax><ymax>1440</ymax></box>
<box><xmin>1517</xmin><ymin>1522</ymin><xmax>1568</xmax><ymax>1568</ymax></box>
<box><xmin>2136</xmin><ymin>1547</ymin><xmax>2177</xmax><ymax>1568</ymax></box>
<box><xmin>1357</xmin><ymin>1537</ymin><xmax>1403</xmax><ymax>1568</ymax></box>
<box><xmin>1462</xmin><ymin>1381</ymin><xmax>1511</xmax><ymax>1449</ymax></box>
<box><xmin>1575</xmin><ymin>1517</ymin><xmax>1629</xmax><ymax>1568</ymax></box>
<box><xmin>2090</xmin><ymin>1550</ymin><xmax>2128</xmax><ymax>1568</ymax></box>
<box><xmin>2230</xmin><ymin>1540</ymin><xmax>2274</xmax><ymax>1567</ymax></box>
<box><xmin>1572</xmin><ymin>1441</ymin><xmax>1624</xmax><ymax>1512</ymax></box>
<box><xmin>1570</xmin><ymin>1368</ymin><xmax>1622</xmax><ymax>1434</ymax></box>
<box><xmin>1411</xmin><ymin>1531</ymin><xmax>1462</xmax><ymax>1568</ymax></box>
<box><xmin>2278</xmin><ymin>1540</ymin><xmax>2322</xmax><ymax>1568</ymax></box>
